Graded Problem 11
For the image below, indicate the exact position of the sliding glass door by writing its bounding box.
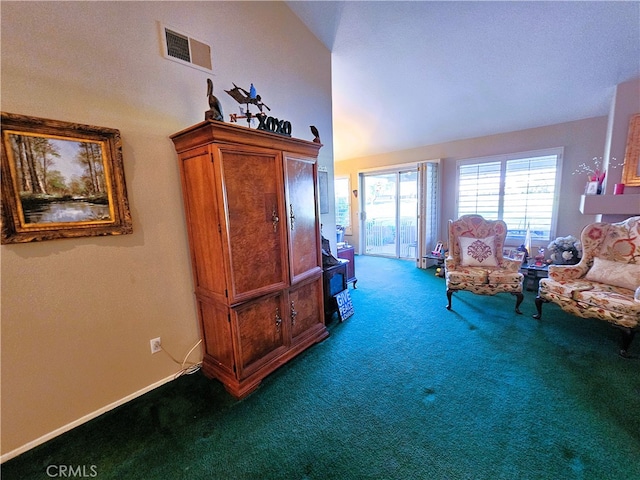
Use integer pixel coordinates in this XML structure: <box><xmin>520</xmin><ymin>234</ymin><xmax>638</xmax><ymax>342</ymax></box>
<box><xmin>361</xmin><ymin>169</ymin><xmax>418</xmax><ymax>258</ymax></box>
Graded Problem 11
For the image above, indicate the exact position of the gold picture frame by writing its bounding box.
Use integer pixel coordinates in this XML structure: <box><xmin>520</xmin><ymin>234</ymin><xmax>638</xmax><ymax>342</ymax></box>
<box><xmin>1</xmin><ymin>112</ymin><xmax>132</xmax><ymax>243</ymax></box>
<box><xmin>621</xmin><ymin>113</ymin><xmax>640</xmax><ymax>186</ymax></box>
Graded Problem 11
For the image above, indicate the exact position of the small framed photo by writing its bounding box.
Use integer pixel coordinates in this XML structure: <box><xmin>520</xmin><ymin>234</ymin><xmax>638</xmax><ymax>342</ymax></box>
<box><xmin>1</xmin><ymin>112</ymin><xmax>133</xmax><ymax>243</ymax></box>
<box><xmin>503</xmin><ymin>248</ymin><xmax>525</xmax><ymax>262</ymax></box>
<box><xmin>585</xmin><ymin>181</ymin><xmax>599</xmax><ymax>195</ymax></box>
<box><xmin>513</xmin><ymin>251</ymin><xmax>526</xmax><ymax>262</ymax></box>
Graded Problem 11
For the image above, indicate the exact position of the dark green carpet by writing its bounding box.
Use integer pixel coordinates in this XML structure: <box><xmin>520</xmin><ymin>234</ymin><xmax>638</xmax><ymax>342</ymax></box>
<box><xmin>3</xmin><ymin>256</ymin><xmax>639</xmax><ymax>479</ymax></box>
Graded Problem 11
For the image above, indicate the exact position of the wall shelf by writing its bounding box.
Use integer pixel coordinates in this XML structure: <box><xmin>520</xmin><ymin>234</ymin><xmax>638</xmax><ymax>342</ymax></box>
<box><xmin>579</xmin><ymin>194</ymin><xmax>640</xmax><ymax>215</ymax></box>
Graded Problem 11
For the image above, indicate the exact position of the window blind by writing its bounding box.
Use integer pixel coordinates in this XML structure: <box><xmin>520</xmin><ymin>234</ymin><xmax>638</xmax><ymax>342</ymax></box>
<box><xmin>503</xmin><ymin>155</ymin><xmax>557</xmax><ymax>241</ymax></box>
<box><xmin>458</xmin><ymin>161</ymin><xmax>501</xmax><ymax>219</ymax></box>
<box><xmin>457</xmin><ymin>149</ymin><xmax>561</xmax><ymax>242</ymax></box>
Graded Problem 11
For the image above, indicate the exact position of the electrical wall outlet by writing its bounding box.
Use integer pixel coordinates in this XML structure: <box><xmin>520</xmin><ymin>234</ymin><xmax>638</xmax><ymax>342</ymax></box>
<box><xmin>150</xmin><ymin>337</ymin><xmax>162</xmax><ymax>354</ymax></box>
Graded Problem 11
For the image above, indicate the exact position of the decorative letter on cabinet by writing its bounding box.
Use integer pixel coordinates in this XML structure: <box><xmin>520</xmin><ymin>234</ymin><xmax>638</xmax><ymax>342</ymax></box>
<box><xmin>171</xmin><ymin>121</ymin><xmax>329</xmax><ymax>398</ymax></box>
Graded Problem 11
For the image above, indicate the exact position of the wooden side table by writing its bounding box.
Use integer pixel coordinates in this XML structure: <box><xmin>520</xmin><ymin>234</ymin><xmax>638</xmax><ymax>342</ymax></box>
<box><xmin>337</xmin><ymin>245</ymin><xmax>357</xmax><ymax>288</ymax></box>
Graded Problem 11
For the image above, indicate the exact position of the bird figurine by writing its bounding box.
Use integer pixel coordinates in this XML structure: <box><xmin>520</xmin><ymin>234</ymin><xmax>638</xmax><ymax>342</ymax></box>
<box><xmin>310</xmin><ymin>126</ymin><xmax>321</xmax><ymax>143</ymax></box>
<box><xmin>205</xmin><ymin>79</ymin><xmax>224</xmax><ymax>121</ymax></box>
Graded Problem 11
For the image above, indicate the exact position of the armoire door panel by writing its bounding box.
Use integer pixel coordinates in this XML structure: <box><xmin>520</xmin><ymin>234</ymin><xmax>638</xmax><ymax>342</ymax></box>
<box><xmin>284</xmin><ymin>155</ymin><xmax>322</xmax><ymax>283</ymax></box>
<box><xmin>232</xmin><ymin>292</ymin><xmax>288</xmax><ymax>380</ymax></box>
<box><xmin>288</xmin><ymin>276</ymin><xmax>324</xmax><ymax>344</ymax></box>
<box><xmin>218</xmin><ymin>149</ymin><xmax>289</xmax><ymax>301</ymax></box>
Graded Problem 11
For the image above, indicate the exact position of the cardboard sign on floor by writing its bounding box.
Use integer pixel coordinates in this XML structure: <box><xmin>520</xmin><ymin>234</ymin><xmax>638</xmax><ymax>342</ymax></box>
<box><xmin>335</xmin><ymin>289</ymin><xmax>354</xmax><ymax>321</ymax></box>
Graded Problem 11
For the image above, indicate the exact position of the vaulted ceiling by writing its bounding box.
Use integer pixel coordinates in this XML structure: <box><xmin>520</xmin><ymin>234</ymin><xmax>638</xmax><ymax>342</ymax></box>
<box><xmin>286</xmin><ymin>1</ymin><xmax>640</xmax><ymax>162</ymax></box>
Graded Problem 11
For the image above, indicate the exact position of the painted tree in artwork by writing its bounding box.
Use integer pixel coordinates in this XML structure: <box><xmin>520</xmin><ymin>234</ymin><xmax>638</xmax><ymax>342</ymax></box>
<box><xmin>45</xmin><ymin>170</ymin><xmax>69</xmax><ymax>196</ymax></box>
<box><xmin>11</xmin><ymin>135</ymin><xmax>60</xmax><ymax>195</ymax></box>
<box><xmin>33</xmin><ymin>136</ymin><xmax>61</xmax><ymax>194</ymax></box>
<box><xmin>11</xmin><ymin>134</ymin><xmax>39</xmax><ymax>193</ymax></box>
<box><xmin>75</xmin><ymin>142</ymin><xmax>105</xmax><ymax>196</ymax></box>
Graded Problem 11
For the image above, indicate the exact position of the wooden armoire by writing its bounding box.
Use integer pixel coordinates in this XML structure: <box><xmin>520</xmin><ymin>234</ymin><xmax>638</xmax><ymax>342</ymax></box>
<box><xmin>171</xmin><ymin>120</ymin><xmax>328</xmax><ymax>398</ymax></box>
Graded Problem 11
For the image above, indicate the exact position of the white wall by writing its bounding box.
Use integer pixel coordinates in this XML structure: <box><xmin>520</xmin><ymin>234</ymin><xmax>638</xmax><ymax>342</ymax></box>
<box><xmin>602</xmin><ymin>77</ymin><xmax>640</xmax><ymax>223</ymax></box>
<box><xmin>605</xmin><ymin>77</ymin><xmax>640</xmax><ymax>193</ymax></box>
<box><xmin>1</xmin><ymin>1</ymin><xmax>333</xmax><ymax>459</ymax></box>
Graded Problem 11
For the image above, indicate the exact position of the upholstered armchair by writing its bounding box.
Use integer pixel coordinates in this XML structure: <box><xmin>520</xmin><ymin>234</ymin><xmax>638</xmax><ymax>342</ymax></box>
<box><xmin>534</xmin><ymin>216</ymin><xmax>640</xmax><ymax>357</ymax></box>
<box><xmin>445</xmin><ymin>215</ymin><xmax>524</xmax><ymax>313</ymax></box>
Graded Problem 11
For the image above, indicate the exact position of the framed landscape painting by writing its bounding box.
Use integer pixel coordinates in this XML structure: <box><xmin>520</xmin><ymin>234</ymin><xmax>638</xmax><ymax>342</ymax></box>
<box><xmin>1</xmin><ymin>112</ymin><xmax>132</xmax><ymax>243</ymax></box>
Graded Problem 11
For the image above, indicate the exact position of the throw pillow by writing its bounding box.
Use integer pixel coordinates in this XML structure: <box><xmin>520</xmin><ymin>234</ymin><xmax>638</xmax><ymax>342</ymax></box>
<box><xmin>585</xmin><ymin>257</ymin><xmax>640</xmax><ymax>291</ymax></box>
<box><xmin>459</xmin><ymin>236</ymin><xmax>498</xmax><ymax>267</ymax></box>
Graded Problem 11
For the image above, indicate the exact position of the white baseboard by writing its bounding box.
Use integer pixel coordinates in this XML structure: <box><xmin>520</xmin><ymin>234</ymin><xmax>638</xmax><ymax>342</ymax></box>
<box><xmin>1</xmin><ymin>374</ymin><xmax>176</xmax><ymax>464</ymax></box>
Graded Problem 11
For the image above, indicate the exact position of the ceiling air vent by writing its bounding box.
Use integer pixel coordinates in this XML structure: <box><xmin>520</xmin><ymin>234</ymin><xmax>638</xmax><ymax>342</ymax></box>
<box><xmin>159</xmin><ymin>23</ymin><xmax>212</xmax><ymax>73</ymax></box>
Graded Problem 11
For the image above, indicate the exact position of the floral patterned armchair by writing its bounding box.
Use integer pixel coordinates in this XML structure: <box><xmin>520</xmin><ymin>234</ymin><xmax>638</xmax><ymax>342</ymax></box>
<box><xmin>445</xmin><ymin>215</ymin><xmax>524</xmax><ymax>313</ymax></box>
<box><xmin>534</xmin><ymin>216</ymin><xmax>640</xmax><ymax>357</ymax></box>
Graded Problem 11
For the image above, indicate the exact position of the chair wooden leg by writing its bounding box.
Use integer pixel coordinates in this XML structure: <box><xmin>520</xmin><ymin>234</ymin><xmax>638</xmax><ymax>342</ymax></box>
<box><xmin>446</xmin><ymin>289</ymin><xmax>453</xmax><ymax>310</ymax></box>
<box><xmin>513</xmin><ymin>292</ymin><xmax>524</xmax><ymax>314</ymax></box>
<box><xmin>619</xmin><ymin>327</ymin><xmax>636</xmax><ymax>358</ymax></box>
<box><xmin>533</xmin><ymin>295</ymin><xmax>547</xmax><ymax>320</ymax></box>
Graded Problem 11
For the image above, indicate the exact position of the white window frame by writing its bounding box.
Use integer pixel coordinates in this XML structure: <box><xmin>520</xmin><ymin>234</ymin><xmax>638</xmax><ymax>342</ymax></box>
<box><xmin>334</xmin><ymin>176</ymin><xmax>352</xmax><ymax>235</ymax></box>
<box><xmin>455</xmin><ymin>147</ymin><xmax>563</xmax><ymax>246</ymax></box>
